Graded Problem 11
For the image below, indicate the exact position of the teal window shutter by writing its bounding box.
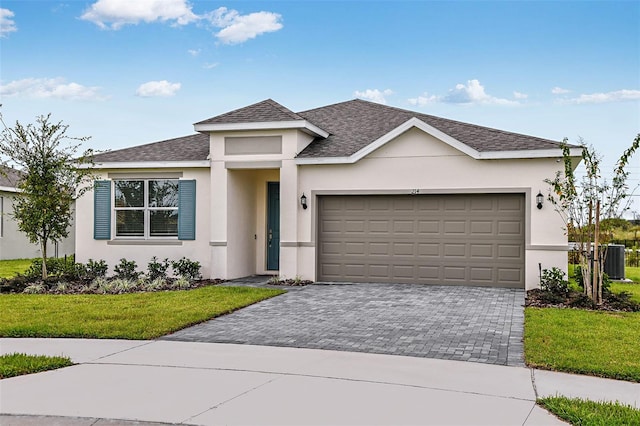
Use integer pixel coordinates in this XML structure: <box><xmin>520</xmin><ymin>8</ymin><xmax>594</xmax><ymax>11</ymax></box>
<box><xmin>94</xmin><ymin>180</ymin><xmax>111</xmax><ymax>240</ymax></box>
<box><xmin>178</xmin><ymin>180</ymin><xmax>196</xmax><ymax>240</ymax></box>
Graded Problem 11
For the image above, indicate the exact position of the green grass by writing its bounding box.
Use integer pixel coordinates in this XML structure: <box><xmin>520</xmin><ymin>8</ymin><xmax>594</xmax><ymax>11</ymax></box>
<box><xmin>0</xmin><ymin>353</ymin><xmax>73</xmax><ymax>379</ymax></box>
<box><xmin>567</xmin><ymin>264</ymin><xmax>640</xmax><ymax>301</ymax></box>
<box><xmin>0</xmin><ymin>258</ymin><xmax>33</xmax><ymax>278</ymax></box>
<box><xmin>524</xmin><ymin>307</ymin><xmax>640</xmax><ymax>382</ymax></box>
<box><xmin>538</xmin><ymin>396</ymin><xmax>640</xmax><ymax>426</ymax></box>
<box><xmin>625</xmin><ymin>266</ymin><xmax>640</xmax><ymax>283</ymax></box>
<box><xmin>0</xmin><ymin>286</ymin><xmax>285</xmax><ymax>339</ymax></box>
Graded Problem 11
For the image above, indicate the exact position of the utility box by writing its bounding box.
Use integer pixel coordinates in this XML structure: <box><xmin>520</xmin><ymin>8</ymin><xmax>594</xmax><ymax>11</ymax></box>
<box><xmin>604</xmin><ymin>244</ymin><xmax>625</xmax><ymax>280</ymax></box>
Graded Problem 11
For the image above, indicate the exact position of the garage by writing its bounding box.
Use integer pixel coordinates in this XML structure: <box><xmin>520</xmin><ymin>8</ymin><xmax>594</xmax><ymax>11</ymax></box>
<box><xmin>317</xmin><ymin>194</ymin><xmax>525</xmax><ymax>288</ymax></box>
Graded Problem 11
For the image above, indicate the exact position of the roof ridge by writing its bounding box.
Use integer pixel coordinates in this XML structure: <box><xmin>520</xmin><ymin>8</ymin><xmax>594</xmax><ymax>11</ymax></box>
<box><xmin>302</xmin><ymin>98</ymin><xmax>562</xmax><ymax>146</ymax></box>
<box><xmin>195</xmin><ymin>98</ymin><xmax>305</xmax><ymax>125</ymax></box>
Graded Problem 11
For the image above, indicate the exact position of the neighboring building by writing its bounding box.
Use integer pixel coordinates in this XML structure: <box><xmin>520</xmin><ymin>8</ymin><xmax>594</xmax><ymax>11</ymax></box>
<box><xmin>76</xmin><ymin>99</ymin><xmax>580</xmax><ymax>289</ymax></box>
<box><xmin>0</xmin><ymin>166</ymin><xmax>75</xmax><ymax>260</ymax></box>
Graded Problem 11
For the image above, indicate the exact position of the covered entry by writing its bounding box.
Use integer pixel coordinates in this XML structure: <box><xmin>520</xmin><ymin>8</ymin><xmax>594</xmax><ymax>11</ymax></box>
<box><xmin>317</xmin><ymin>193</ymin><xmax>525</xmax><ymax>288</ymax></box>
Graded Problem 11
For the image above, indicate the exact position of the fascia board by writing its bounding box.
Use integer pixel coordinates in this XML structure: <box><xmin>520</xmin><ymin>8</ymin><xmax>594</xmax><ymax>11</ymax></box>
<box><xmin>477</xmin><ymin>148</ymin><xmax>583</xmax><ymax>159</ymax></box>
<box><xmin>0</xmin><ymin>185</ymin><xmax>19</xmax><ymax>193</ymax></box>
<box><xmin>86</xmin><ymin>160</ymin><xmax>211</xmax><ymax>169</ymax></box>
<box><xmin>194</xmin><ymin>120</ymin><xmax>329</xmax><ymax>138</ymax></box>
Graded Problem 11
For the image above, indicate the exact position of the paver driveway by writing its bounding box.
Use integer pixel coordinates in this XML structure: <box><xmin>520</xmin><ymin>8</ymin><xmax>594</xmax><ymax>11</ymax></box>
<box><xmin>163</xmin><ymin>282</ymin><xmax>525</xmax><ymax>366</ymax></box>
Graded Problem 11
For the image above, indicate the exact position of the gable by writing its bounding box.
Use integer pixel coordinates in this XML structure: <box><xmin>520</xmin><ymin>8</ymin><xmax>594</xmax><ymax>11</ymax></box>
<box><xmin>366</xmin><ymin>127</ymin><xmax>466</xmax><ymax>159</ymax></box>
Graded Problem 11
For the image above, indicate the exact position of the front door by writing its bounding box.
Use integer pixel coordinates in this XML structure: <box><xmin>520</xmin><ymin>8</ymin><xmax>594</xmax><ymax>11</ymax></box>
<box><xmin>266</xmin><ymin>182</ymin><xmax>280</xmax><ymax>270</ymax></box>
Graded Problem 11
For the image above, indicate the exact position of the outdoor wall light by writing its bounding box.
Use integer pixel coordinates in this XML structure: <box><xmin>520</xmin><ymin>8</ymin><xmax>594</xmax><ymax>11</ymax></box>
<box><xmin>536</xmin><ymin>191</ymin><xmax>544</xmax><ymax>210</ymax></box>
<box><xmin>300</xmin><ymin>193</ymin><xmax>308</xmax><ymax>210</ymax></box>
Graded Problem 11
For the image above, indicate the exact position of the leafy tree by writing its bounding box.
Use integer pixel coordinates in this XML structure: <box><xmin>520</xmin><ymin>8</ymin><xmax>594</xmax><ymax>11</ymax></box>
<box><xmin>546</xmin><ymin>134</ymin><xmax>640</xmax><ymax>304</ymax></box>
<box><xmin>0</xmin><ymin>112</ymin><xmax>94</xmax><ymax>279</ymax></box>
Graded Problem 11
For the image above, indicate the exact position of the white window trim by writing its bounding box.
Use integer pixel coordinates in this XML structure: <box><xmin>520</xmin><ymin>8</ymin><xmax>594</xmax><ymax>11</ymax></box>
<box><xmin>113</xmin><ymin>179</ymin><xmax>179</xmax><ymax>240</ymax></box>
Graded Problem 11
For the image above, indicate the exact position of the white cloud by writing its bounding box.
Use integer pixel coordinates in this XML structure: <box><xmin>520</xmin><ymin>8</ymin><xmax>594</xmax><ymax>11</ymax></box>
<box><xmin>552</xmin><ymin>86</ymin><xmax>570</xmax><ymax>95</ymax></box>
<box><xmin>442</xmin><ymin>79</ymin><xmax>517</xmax><ymax>105</ymax></box>
<box><xmin>408</xmin><ymin>92</ymin><xmax>439</xmax><ymax>106</ymax></box>
<box><xmin>568</xmin><ymin>89</ymin><xmax>640</xmax><ymax>104</ymax></box>
<box><xmin>135</xmin><ymin>80</ymin><xmax>181</xmax><ymax>97</ymax></box>
<box><xmin>80</xmin><ymin>2</ymin><xmax>283</xmax><ymax>45</ymax></box>
<box><xmin>188</xmin><ymin>49</ymin><xmax>200</xmax><ymax>57</ymax></box>
<box><xmin>354</xmin><ymin>89</ymin><xmax>393</xmax><ymax>104</ymax></box>
<box><xmin>203</xmin><ymin>62</ymin><xmax>219</xmax><ymax>69</ymax></box>
<box><xmin>0</xmin><ymin>8</ymin><xmax>17</xmax><ymax>37</ymax></box>
<box><xmin>207</xmin><ymin>8</ymin><xmax>283</xmax><ymax>44</ymax></box>
<box><xmin>0</xmin><ymin>77</ymin><xmax>105</xmax><ymax>100</ymax></box>
<box><xmin>513</xmin><ymin>91</ymin><xmax>528</xmax><ymax>100</ymax></box>
<box><xmin>80</xmin><ymin>0</ymin><xmax>198</xmax><ymax>29</ymax></box>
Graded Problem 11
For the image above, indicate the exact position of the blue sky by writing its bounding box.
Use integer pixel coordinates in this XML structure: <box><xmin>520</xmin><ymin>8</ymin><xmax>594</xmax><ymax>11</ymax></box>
<box><xmin>1</xmin><ymin>1</ymin><xmax>639</xmax><ymax>211</ymax></box>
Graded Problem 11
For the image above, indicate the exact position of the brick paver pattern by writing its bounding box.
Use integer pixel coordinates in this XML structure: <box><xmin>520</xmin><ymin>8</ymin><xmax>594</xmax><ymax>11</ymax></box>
<box><xmin>163</xmin><ymin>283</ymin><xmax>525</xmax><ymax>366</ymax></box>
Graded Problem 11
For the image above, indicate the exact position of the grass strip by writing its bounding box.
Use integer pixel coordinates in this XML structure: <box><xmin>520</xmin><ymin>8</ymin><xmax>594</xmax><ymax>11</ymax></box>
<box><xmin>0</xmin><ymin>353</ymin><xmax>73</xmax><ymax>379</ymax></box>
<box><xmin>0</xmin><ymin>286</ymin><xmax>285</xmax><ymax>340</ymax></box>
<box><xmin>538</xmin><ymin>396</ymin><xmax>640</xmax><ymax>426</ymax></box>
<box><xmin>524</xmin><ymin>307</ymin><xmax>640</xmax><ymax>382</ymax></box>
<box><xmin>0</xmin><ymin>258</ymin><xmax>33</xmax><ymax>279</ymax></box>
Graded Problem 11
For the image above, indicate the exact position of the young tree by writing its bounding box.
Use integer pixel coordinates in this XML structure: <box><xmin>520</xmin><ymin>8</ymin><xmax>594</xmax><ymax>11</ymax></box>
<box><xmin>546</xmin><ymin>134</ymin><xmax>640</xmax><ymax>304</ymax></box>
<box><xmin>0</xmin><ymin>112</ymin><xmax>94</xmax><ymax>279</ymax></box>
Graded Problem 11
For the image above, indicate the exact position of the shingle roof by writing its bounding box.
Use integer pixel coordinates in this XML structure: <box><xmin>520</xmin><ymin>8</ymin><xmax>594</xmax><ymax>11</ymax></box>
<box><xmin>296</xmin><ymin>99</ymin><xmax>563</xmax><ymax>158</ymax></box>
<box><xmin>92</xmin><ymin>133</ymin><xmax>209</xmax><ymax>163</ymax></box>
<box><xmin>195</xmin><ymin>99</ymin><xmax>304</xmax><ymax>125</ymax></box>
<box><xmin>0</xmin><ymin>165</ymin><xmax>23</xmax><ymax>188</ymax></box>
<box><xmin>92</xmin><ymin>98</ymin><xmax>566</xmax><ymax>165</ymax></box>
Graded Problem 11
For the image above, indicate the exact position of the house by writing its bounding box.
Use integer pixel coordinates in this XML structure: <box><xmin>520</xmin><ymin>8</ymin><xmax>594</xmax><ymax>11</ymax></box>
<box><xmin>76</xmin><ymin>99</ymin><xmax>579</xmax><ymax>289</ymax></box>
<box><xmin>0</xmin><ymin>166</ymin><xmax>75</xmax><ymax>260</ymax></box>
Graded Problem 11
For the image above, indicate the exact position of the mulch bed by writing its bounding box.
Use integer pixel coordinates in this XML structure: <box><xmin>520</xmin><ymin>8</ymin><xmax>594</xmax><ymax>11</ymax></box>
<box><xmin>526</xmin><ymin>288</ymin><xmax>640</xmax><ymax>312</ymax></box>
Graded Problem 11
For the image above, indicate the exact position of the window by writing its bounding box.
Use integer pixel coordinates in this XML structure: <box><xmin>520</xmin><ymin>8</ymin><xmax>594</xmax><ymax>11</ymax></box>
<box><xmin>114</xmin><ymin>179</ymin><xmax>179</xmax><ymax>238</ymax></box>
<box><xmin>93</xmin><ymin>179</ymin><xmax>195</xmax><ymax>241</ymax></box>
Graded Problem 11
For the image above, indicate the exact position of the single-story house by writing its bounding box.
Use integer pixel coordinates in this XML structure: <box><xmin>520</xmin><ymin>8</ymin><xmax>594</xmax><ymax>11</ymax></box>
<box><xmin>0</xmin><ymin>166</ymin><xmax>75</xmax><ymax>260</ymax></box>
<box><xmin>76</xmin><ymin>99</ymin><xmax>579</xmax><ymax>289</ymax></box>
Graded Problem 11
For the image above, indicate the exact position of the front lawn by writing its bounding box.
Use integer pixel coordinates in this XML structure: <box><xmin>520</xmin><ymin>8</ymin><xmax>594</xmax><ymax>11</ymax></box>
<box><xmin>0</xmin><ymin>286</ymin><xmax>284</xmax><ymax>339</ymax></box>
<box><xmin>0</xmin><ymin>353</ymin><xmax>73</xmax><ymax>379</ymax></box>
<box><xmin>524</xmin><ymin>307</ymin><xmax>640</xmax><ymax>382</ymax></box>
<box><xmin>0</xmin><ymin>258</ymin><xmax>33</xmax><ymax>279</ymax></box>
<box><xmin>538</xmin><ymin>396</ymin><xmax>640</xmax><ymax>426</ymax></box>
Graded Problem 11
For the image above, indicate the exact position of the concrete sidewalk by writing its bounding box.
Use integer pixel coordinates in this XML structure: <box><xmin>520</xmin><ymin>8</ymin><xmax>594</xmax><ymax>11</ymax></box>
<box><xmin>0</xmin><ymin>339</ymin><xmax>638</xmax><ymax>425</ymax></box>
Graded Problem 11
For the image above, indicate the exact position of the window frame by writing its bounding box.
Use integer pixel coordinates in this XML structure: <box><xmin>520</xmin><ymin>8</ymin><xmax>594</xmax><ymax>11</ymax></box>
<box><xmin>113</xmin><ymin>179</ymin><xmax>179</xmax><ymax>239</ymax></box>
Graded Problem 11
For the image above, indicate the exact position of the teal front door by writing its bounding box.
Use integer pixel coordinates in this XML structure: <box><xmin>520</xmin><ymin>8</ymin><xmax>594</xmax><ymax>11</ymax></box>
<box><xmin>266</xmin><ymin>182</ymin><xmax>280</xmax><ymax>270</ymax></box>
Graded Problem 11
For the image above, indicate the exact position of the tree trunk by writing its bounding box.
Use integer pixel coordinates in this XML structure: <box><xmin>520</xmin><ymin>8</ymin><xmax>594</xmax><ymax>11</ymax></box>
<box><xmin>585</xmin><ymin>201</ymin><xmax>593</xmax><ymax>297</ymax></box>
<box><xmin>40</xmin><ymin>238</ymin><xmax>48</xmax><ymax>280</ymax></box>
<box><xmin>593</xmin><ymin>201</ymin><xmax>601</xmax><ymax>304</ymax></box>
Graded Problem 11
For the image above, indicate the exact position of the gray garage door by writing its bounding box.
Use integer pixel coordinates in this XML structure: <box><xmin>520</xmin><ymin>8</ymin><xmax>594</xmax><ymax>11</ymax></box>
<box><xmin>317</xmin><ymin>194</ymin><xmax>525</xmax><ymax>288</ymax></box>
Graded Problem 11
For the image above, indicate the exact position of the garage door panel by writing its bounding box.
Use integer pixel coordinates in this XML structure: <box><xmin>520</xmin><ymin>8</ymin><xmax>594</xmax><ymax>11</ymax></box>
<box><xmin>318</xmin><ymin>194</ymin><xmax>524</xmax><ymax>288</ymax></box>
<box><xmin>369</xmin><ymin>220</ymin><xmax>390</xmax><ymax>234</ymax></box>
<box><xmin>498</xmin><ymin>220</ymin><xmax>523</xmax><ymax>236</ymax></box>
<box><xmin>393</xmin><ymin>220</ymin><xmax>415</xmax><ymax>234</ymax></box>
<box><xmin>444</xmin><ymin>221</ymin><xmax>466</xmax><ymax>234</ymax></box>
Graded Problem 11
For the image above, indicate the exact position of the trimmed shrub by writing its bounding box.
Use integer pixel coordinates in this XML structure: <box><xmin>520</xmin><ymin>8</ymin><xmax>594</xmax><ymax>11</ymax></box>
<box><xmin>171</xmin><ymin>257</ymin><xmax>201</xmax><ymax>282</ymax></box>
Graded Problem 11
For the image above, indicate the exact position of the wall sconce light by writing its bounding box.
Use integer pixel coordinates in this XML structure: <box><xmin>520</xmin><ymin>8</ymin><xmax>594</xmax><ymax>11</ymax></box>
<box><xmin>536</xmin><ymin>191</ymin><xmax>544</xmax><ymax>210</ymax></box>
<box><xmin>300</xmin><ymin>193</ymin><xmax>308</xmax><ymax>210</ymax></box>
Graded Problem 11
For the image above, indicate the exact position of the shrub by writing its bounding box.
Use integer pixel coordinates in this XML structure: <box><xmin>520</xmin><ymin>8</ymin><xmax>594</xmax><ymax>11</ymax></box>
<box><xmin>113</xmin><ymin>258</ymin><xmax>140</xmax><ymax>281</ymax></box>
<box><xmin>23</xmin><ymin>283</ymin><xmax>46</xmax><ymax>294</ymax></box>
<box><xmin>145</xmin><ymin>278</ymin><xmax>167</xmax><ymax>291</ymax></box>
<box><xmin>85</xmin><ymin>259</ymin><xmax>108</xmax><ymax>280</ymax></box>
<box><xmin>540</xmin><ymin>267</ymin><xmax>569</xmax><ymax>295</ymax></box>
<box><xmin>110</xmin><ymin>278</ymin><xmax>138</xmax><ymax>294</ymax></box>
<box><xmin>172</xmin><ymin>277</ymin><xmax>191</xmax><ymax>290</ymax></box>
<box><xmin>91</xmin><ymin>277</ymin><xmax>110</xmax><ymax>294</ymax></box>
<box><xmin>171</xmin><ymin>257</ymin><xmax>201</xmax><ymax>282</ymax></box>
<box><xmin>147</xmin><ymin>257</ymin><xmax>170</xmax><ymax>281</ymax></box>
<box><xmin>25</xmin><ymin>256</ymin><xmax>79</xmax><ymax>280</ymax></box>
<box><xmin>575</xmin><ymin>265</ymin><xmax>611</xmax><ymax>293</ymax></box>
